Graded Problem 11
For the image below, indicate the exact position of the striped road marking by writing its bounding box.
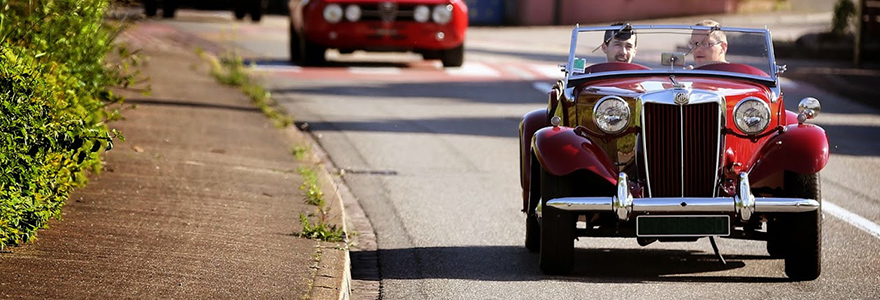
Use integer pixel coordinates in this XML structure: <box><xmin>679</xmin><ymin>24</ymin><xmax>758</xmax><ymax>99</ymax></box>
<box><xmin>824</xmin><ymin>201</ymin><xmax>880</xmax><ymax>240</ymax></box>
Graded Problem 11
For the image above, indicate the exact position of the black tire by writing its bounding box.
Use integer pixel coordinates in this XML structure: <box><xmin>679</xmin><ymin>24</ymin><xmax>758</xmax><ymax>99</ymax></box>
<box><xmin>144</xmin><ymin>0</ymin><xmax>158</xmax><ymax>17</ymax></box>
<box><xmin>162</xmin><ymin>1</ymin><xmax>177</xmax><ymax>19</ymax></box>
<box><xmin>234</xmin><ymin>8</ymin><xmax>247</xmax><ymax>20</ymax></box>
<box><xmin>781</xmin><ymin>172</ymin><xmax>822</xmax><ymax>281</ymax></box>
<box><xmin>441</xmin><ymin>45</ymin><xmax>464</xmax><ymax>67</ymax></box>
<box><xmin>289</xmin><ymin>22</ymin><xmax>302</xmax><ymax>64</ymax></box>
<box><xmin>524</xmin><ymin>155</ymin><xmax>541</xmax><ymax>253</ymax></box>
<box><xmin>538</xmin><ymin>169</ymin><xmax>575</xmax><ymax>275</ymax></box>
<box><xmin>302</xmin><ymin>39</ymin><xmax>326</xmax><ymax>66</ymax></box>
<box><xmin>250</xmin><ymin>1</ymin><xmax>263</xmax><ymax>22</ymax></box>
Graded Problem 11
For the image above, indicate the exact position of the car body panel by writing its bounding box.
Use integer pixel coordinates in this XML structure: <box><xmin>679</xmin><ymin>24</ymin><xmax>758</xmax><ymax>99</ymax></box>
<box><xmin>289</xmin><ymin>0</ymin><xmax>467</xmax><ymax>52</ymax></box>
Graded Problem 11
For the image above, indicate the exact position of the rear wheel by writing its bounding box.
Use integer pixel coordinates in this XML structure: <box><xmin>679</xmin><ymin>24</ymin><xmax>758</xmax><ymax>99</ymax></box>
<box><xmin>302</xmin><ymin>39</ymin><xmax>326</xmax><ymax>66</ymax></box>
<box><xmin>524</xmin><ymin>156</ymin><xmax>541</xmax><ymax>253</ymax></box>
<box><xmin>289</xmin><ymin>22</ymin><xmax>302</xmax><ymax>64</ymax></box>
<box><xmin>781</xmin><ymin>172</ymin><xmax>822</xmax><ymax>281</ymax></box>
<box><xmin>249</xmin><ymin>1</ymin><xmax>263</xmax><ymax>22</ymax></box>
<box><xmin>538</xmin><ymin>169</ymin><xmax>575</xmax><ymax>275</ymax></box>
<box><xmin>144</xmin><ymin>0</ymin><xmax>158</xmax><ymax>17</ymax></box>
<box><xmin>441</xmin><ymin>45</ymin><xmax>464</xmax><ymax>67</ymax></box>
<box><xmin>161</xmin><ymin>1</ymin><xmax>177</xmax><ymax>18</ymax></box>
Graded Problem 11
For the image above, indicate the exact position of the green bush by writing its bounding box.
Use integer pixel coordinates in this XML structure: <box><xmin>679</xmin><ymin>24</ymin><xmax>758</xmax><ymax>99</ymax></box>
<box><xmin>831</xmin><ymin>0</ymin><xmax>856</xmax><ymax>36</ymax></box>
<box><xmin>0</xmin><ymin>0</ymin><xmax>132</xmax><ymax>248</ymax></box>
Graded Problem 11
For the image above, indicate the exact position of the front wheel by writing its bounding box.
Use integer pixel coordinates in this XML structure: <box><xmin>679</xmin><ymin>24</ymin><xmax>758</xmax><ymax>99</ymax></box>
<box><xmin>289</xmin><ymin>23</ymin><xmax>302</xmax><ymax>64</ymax></box>
<box><xmin>441</xmin><ymin>45</ymin><xmax>464</xmax><ymax>67</ymax></box>
<box><xmin>781</xmin><ymin>172</ymin><xmax>822</xmax><ymax>281</ymax></box>
<box><xmin>538</xmin><ymin>169</ymin><xmax>575</xmax><ymax>275</ymax></box>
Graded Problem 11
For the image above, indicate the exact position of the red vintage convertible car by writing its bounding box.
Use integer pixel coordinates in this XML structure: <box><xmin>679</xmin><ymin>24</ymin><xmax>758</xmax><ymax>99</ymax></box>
<box><xmin>519</xmin><ymin>24</ymin><xmax>827</xmax><ymax>280</ymax></box>
<box><xmin>288</xmin><ymin>0</ymin><xmax>468</xmax><ymax>66</ymax></box>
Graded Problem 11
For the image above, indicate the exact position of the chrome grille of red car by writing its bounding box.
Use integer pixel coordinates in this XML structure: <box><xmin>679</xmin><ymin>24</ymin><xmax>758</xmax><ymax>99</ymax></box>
<box><xmin>359</xmin><ymin>3</ymin><xmax>418</xmax><ymax>22</ymax></box>
<box><xmin>643</xmin><ymin>102</ymin><xmax>720</xmax><ymax>197</ymax></box>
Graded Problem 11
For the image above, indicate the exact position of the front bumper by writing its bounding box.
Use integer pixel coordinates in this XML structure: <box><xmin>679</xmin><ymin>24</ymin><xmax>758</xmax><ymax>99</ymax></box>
<box><xmin>538</xmin><ymin>172</ymin><xmax>820</xmax><ymax>222</ymax></box>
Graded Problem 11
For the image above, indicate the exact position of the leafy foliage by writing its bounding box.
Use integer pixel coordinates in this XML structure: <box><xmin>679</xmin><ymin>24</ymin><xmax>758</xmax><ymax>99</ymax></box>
<box><xmin>0</xmin><ymin>0</ymin><xmax>132</xmax><ymax>248</ymax></box>
<box><xmin>831</xmin><ymin>0</ymin><xmax>856</xmax><ymax>36</ymax></box>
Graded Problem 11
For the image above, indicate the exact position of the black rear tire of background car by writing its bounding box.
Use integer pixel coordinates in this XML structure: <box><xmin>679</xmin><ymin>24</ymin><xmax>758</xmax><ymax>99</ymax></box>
<box><xmin>302</xmin><ymin>40</ymin><xmax>327</xmax><ymax>66</ymax></box>
<box><xmin>782</xmin><ymin>172</ymin><xmax>822</xmax><ymax>281</ymax></box>
<box><xmin>144</xmin><ymin>0</ymin><xmax>158</xmax><ymax>17</ymax></box>
<box><xmin>234</xmin><ymin>8</ymin><xmax>247</xmax><ymax>20</ymax></box>
<box><xmin>441</xmin><ymin>45</ymin><xmax>464</xmax><ymax>67</ymax></box>
<box><xmin>538</xmin><ymin>169</ymin><xmax>575</xmax><ymax>275</ymax></box>
<box><xmin>162</xmin><ymin>1</ymin><xmax>177</xmax><ymax>19</ymax></box>
<box><xmin>289</xmin><ymin>25</ymin><xmax>302</xmax><ymax>64</ymax></box>
<box><xmin>250</xmin><ymin>1</ymin><xmax>263</xmax><ymax>22</ymax></box>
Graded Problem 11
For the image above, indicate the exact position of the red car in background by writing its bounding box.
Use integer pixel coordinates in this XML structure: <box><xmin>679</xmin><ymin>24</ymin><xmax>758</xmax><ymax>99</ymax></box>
<box><xmin>288</xmin><ymin>0</ymin><xmax>468</xmax><ymax>67</ymax></box>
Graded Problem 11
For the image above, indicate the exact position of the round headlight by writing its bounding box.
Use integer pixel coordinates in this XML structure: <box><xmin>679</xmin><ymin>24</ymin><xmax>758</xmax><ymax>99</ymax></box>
<box><xmin>323</xmin><ymin>4</ymin><xmax>343</xmax><ymax>23</ymax></box>
<box><xmin>414</xmin><ymin>5</ymin><xmax>430</xmax><ymax>23</ymax></box>
<box><xmin>344</xmin><ymin>5</ymin><xmax>361</xmax><ymax>22</ymax></box>
<box><xmin>733</xmin><ymin>98</ymin><xmax>771</xmax><ymax>135</ymax></box>
<box><xmin>593</xmin><ymin>96</ymin><xmax>630</xmax><ymax>134</ymax></box>
<box><xmin>432</xmin><ymin>4</ymin><xmax>453</xmax><ymax>24</ymax></box>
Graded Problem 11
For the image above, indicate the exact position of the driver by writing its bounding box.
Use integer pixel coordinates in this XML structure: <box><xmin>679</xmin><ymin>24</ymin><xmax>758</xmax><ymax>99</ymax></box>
<box><xmin>689</xmin><ymin>19</ymin><xmax>729</xmax><ymax>67</ymax></box>
<box><xmin>602</xmin><ymin>22</ymin><xmax>638</xmax><ymax>63</ymax></box>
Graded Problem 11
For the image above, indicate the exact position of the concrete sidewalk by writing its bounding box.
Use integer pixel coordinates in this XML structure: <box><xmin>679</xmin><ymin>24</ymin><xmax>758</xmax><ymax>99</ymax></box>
<box><xmin>0</xmin><ymin>21</ymin><xmax>347</xmax><ymax>299</ymax></box>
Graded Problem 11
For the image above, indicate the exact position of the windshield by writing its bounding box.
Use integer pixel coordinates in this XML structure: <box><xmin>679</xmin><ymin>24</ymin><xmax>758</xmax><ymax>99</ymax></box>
<box><xmin>567</xmin><ymin>25</ymin><xmax>777</xmax><ymax>83</ymax></box>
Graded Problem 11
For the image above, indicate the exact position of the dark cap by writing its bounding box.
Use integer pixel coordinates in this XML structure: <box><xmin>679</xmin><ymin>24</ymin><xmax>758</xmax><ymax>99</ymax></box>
<box><xmin>604</xmin><ymin>22</ymin><xmax>634</xmax><ymax>45</ymax></box>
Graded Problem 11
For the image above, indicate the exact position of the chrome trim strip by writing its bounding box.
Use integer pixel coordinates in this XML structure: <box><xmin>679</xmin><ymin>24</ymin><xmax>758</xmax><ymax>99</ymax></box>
<box><xmin>639</xmin><ymin>97</ymin><xmax>652</xmax><ymax>198</ymax></box>
<box><xmin>679</xmin><ymin>105</ymin><xmax>685</xmax><ymax>197</ymax></box>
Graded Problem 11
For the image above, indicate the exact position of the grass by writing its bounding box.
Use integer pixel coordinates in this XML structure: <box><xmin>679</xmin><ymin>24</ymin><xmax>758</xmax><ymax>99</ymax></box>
<box><xmin>199</xmin><ymin>49</ymin><xmax>293</xmax><ymax>128</ymax></box>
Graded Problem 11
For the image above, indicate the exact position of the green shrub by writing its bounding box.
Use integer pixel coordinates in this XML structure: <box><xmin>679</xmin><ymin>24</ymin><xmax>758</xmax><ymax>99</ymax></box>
<box><xmin>0</xmin><ymin>0</ymin><xmax>132</xmax><ymax>248</ymax></box>
<box><xmin>831</xmin><ymin>0</ymin><xmax>856</xmax><ymax>37</ymax></box>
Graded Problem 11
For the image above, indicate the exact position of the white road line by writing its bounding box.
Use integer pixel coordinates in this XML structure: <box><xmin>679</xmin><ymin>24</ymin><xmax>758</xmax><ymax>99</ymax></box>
<box><xmin>505</xmin><ymin>65</ymin><xmax>535</xmax><ymax>81</ymax></box>
<box><xmin>348</xmin><ymin>67</ymin><xmax>401</xmax><ymax>75</ymax></box>
<box><xmin>532</xmin><ymin>82</ymin><xmax>553</xmax><ymax>94</ymax></box>
<box><xmin>445</xmin><ymin>62</ymin><xmax>501</xmax><ymax>77</ymax></box>
<box><xmin>250</xmin><ymin>65</ymin><xmax>302</xmax><ymax>72</ymax></box>
<box><xmin>824</xmin><ymin>200</ymin><xmax>880</xmax><ymax>240</ymax></box>
<box><xmin>530</xmin><ymin>64</ymin><xmax>564</xmax><ymax>79</ymax></box>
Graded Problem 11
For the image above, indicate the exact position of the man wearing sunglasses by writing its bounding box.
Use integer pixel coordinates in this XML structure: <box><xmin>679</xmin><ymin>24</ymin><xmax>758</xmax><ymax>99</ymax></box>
<box><xmin>689</xmin><ymin>19</ymin><xmax>728</xmax><ymax>67</ymax></box>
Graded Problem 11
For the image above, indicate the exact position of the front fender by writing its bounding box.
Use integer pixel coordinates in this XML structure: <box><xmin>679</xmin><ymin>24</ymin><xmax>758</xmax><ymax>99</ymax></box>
<box><xmin>749</xmin><ymin>124</ymin><xmax>830</xmax><ymax>183</ymax></box>
<box><xmin>532</xmin><ymin>126</ymin><xmax>618</xmax><ymax>185</ymax></box>
<box><xmin>520</xmin><ymin>109</ymin><xmax>548</xmax><ymax>210</ymax></box>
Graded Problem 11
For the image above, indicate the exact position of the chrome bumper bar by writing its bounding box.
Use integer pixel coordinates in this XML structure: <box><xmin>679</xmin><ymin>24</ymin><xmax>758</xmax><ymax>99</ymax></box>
<box><xmin>539</xmin><ymin>172</ymin><xmax>820</xmax><ymax>222</ymax></box>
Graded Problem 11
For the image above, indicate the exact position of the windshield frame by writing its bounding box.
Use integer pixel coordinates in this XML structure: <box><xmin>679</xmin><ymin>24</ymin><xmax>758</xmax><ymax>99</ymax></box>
<box><xmin>565</xmin><ymin>24</ymin><xmax>779</xmax><ymax>86</ymax></box>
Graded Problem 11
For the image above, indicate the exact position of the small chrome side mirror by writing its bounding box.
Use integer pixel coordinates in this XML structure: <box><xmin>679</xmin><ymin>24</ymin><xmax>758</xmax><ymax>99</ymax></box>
<box><xmin>797</xmin><ymin>97</ymin><xmax>821</xmax><ymax>124</ymax></box>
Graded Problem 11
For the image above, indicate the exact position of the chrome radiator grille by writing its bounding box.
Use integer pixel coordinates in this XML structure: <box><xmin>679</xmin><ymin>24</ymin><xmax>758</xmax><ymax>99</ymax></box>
<box><xmin>643</xmin><ymin>102</ymin><xmax>721</xmax><ymax>197</ymax></box>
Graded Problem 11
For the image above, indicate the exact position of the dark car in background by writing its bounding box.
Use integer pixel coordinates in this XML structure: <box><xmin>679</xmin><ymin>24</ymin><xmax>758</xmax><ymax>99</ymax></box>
<box><xmin>143</xmin><ymin>0</ymin><xmax>283</xmax><ymax>21</ymax></box>
<box><xmin>288</xmin><ymin>0</ymin><xmax>468</xmax><ymax>67</ymax></box>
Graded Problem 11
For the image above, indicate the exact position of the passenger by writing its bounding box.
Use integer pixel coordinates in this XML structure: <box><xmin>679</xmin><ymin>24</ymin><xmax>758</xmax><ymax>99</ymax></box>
<box><xmin>689</xmin><ymin>19</ymin><xmax>729</xmax><ymax>67</ymax></box>
<box><xmin>602</xmin><ymin>22</ymin><xmax>638</xmax><ymax>63</ymax></box>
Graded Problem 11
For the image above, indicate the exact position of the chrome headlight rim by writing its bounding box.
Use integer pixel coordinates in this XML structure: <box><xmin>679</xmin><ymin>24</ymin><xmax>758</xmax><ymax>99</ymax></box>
<box><xmin>733</xmin><ymin>97</ymin><xmax>771</xmax><ymax>135</ymax></box>
<box><xmin>414</xmin><ymin>5</ymin><xmax>430</xmax><ymax>23</ymax></box>
<box><xmin>432</xmin><ymin>4</ymin><xmax>453</xmax><ymax>24</ymax></box>
<box><xmin>344</xmin><ymin>4</ymin><xmax>361</xmax><ymax>22</ymax></box>
<box><xmin>593</xmin><ymin>96</ymin><xmax>631</xmax><ymax>134</ymax></box>
<box><xmin>323</xmin><ymin>4</ymin><xmax>343</xmax><ymax>24</ymax></box>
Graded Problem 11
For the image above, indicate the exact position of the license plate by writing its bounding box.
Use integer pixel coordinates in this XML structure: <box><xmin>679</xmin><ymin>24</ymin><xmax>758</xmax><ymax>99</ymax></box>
<box><xmin>636</xmin><ymin>215</ymin><xmax>730</xmax><ymax>237</ymax></box>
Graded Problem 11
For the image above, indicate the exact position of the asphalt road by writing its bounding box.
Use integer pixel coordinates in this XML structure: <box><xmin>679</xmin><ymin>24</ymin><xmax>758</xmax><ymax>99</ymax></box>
<box><xmin>159</xmin><ymin>10</ymin><xmax>880</xmax><ymax>299</ymax></box>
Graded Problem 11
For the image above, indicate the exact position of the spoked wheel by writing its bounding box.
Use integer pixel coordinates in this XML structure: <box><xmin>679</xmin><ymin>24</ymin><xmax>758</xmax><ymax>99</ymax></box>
<box><xmin>781</xmin><ymin>172</ymin><xmax>822</xmax><ymax>281</ymax></box>
<box><xmin>538</xmin><ymin>169</ymin><xmax>575</xmax><ymax>275</ymax></box>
